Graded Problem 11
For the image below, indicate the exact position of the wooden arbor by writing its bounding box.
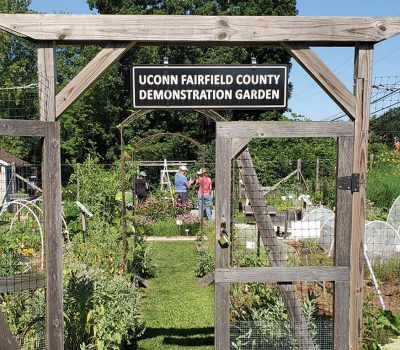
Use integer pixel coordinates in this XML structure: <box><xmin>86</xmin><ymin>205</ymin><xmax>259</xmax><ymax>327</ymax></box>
<box><xmin>0</xmin><ymin>14</ymin><xmax>399</xmax><ymax>350</ymax></box>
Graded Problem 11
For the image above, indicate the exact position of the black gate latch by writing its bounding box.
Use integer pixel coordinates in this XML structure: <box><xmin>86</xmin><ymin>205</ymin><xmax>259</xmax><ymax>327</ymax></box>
<box><xmin>338</xmin><ymin>174</ymin><xmax>360</xmax><ymax>193</ymax></box>
<box><xmin>338</xmin><ymin>173</ymin><xmax>360</xmax><ymax>193</ymax></box>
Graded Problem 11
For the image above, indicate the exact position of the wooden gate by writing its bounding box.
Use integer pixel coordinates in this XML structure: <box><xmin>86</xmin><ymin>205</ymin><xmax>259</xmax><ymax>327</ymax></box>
<box><xmin>0</xmin><ymin>119</ymin><xmax>62</xmax><ymax>349</ymax></box>
<box><xmin>215</xmin><ymin>121</ymin><xmax>355</xmax><ymax>349</ymax></box>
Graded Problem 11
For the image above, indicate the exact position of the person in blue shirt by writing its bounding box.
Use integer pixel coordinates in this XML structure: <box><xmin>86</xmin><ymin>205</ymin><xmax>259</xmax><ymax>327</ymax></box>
<box><xmin>174</xmin><ymin>165</ymin><xmax>194</xmax><ymax>206</ymax></box>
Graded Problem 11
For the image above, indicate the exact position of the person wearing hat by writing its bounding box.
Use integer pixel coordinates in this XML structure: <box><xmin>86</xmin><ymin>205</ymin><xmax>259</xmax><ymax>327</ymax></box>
<box><xmin>135</xmin><ymin>170</ymin><xmax>149</xmax><ymax>204</ymax></box>
<box><xmin>195</xmin><ymin>168</ymin><xmax>213</xmax><ymax>221</ymax></box>
<box><xmin>174</xmin><ymin>165</ymin><xmax>194</xmax><ymax>206</ymax></box>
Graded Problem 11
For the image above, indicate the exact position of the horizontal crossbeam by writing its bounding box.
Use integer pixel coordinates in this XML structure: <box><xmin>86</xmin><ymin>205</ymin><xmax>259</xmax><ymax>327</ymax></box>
<box><xmin>0</xmin><ymin>15</ymin><xmax>399</xmax><ymax>44</ymax></box>
<box><xmin>0</xmin><ymin>273</ymin><xmax>46</xmax><ymax>293</ymax></box>
<box><xmin>0</xmin><ymin>119</ymin><xmax>46</xmax><ymax>137</ymax></box>
<box><xmin>217</xmin><ymin>121</ymin><xmax>354</xmax><ymax>139</ymax></box>
<box><xmin>215</xmin><ymin>266</ymin><xmax>349</xmax><ymax>283</ymax></box>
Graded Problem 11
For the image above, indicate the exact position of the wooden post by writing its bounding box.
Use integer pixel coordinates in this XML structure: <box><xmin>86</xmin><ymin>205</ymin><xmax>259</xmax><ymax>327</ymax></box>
<box><xmin>297</xmin><ymin>159</ymin><xmax>301</xmax><ymax>181</ymax></box>
<box><xmin>215</xmin><ymin>137</ymin><xmax>232</xmax><ymax>350</ymax></box>
<box><xmin>334</xmin><ymin>136</ymin><xmax>354</xmax><ymax>350</ymax></box>
<box><xmin>38</xmin><ymin>41</ymin><xmax>64</xmax><ymax>350</ymax></box>
<box><xmin>0</xmin><ymin>310</ymin><xmax>20</xmax><ymax>350</ymax></box>
<box><xmin>315</xmin><ymin>158</ymin><xmax>320</xmax><ymax>192</ymax></box>
<box><xmin>120</xmin><ymin>127</ymin><xmax>127</xmax><ymax>271</ymax></box>
<box><xmin>350</xmin><ymin>43</ymin><xmax>374</xmax><ymax>350</ymax></box>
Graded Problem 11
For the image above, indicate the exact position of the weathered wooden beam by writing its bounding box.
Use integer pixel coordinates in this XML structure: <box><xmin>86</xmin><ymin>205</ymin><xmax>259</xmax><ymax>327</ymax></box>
<box><xmin>218</xmin><ymin>121</ymin><xmax>353</xmax><ymax>139</ymax></box>
<box><xmin>214</xmin><ymin>138</ymin><xmax>232</xmax><ymax>350</ymax></box>
<box><xmin>39</xmin><ymin>41</ymin><xmax>64</xmax><ymax>349</ymax></box>
<box><xmin>334</xmin><ymin>136</ymin><xmax>353</xmax><ymax>350</ymax></box>
<box><xmin>350</xmin><ymin>43</ymin><xmax>374</xmax><ymax>350</ymax></box>
<box><xmin>0</xmin><ymin>273</ymin><xmax>46</xmax><ymax>293</ymax></box>
<box><xmin>0</xmin><ymin>15</ymin><xmax>399</xmax><ymax>44</ymax></box>
<box><xmin>231</xmin><ymin>137</ymin><xmax>251</xmax><ymax>159</ymax></box>
<box><xmin>215</xmin><ymin>266</ymin><xmax>349</xmax><ymax>283</ymax></box>
<box><xmin>0</xmin><ymin>119</ymin><xmax>46</xmax><ymax>137</ymax></box>
<box><xmin>237</xmin><ymin>149</ymin><xmax>315</xmax><ymax>350</ymax></box>
<box><xmin>0</xmin><ymin>310</ymin><xmax>20</xmax><ymax>350</ymax></box>
<box><xmin>43</xmin><ymin>122</ymin><xmax>64</xmax><ymax>350</ymax></box>
<box><xmin>282</xmin><ymin>43</ymin><xmax>356</xmax><ymax>120</ymax></box>
<box><xmin>56</xmin><ymin>41</ymin><xmax>136</xmax><ymax>118</ymax></box>
<box><xmin>38</xmin><ymin>42</ymin><xmax>56</xmax><ymax>122</ymax></box>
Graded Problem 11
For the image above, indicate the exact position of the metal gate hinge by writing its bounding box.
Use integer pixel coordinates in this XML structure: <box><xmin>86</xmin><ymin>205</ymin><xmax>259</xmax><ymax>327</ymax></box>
<box><xmin>338</xmin><ymin>173</ymin><xmax>360</xmax><ymax>193</ymax></box>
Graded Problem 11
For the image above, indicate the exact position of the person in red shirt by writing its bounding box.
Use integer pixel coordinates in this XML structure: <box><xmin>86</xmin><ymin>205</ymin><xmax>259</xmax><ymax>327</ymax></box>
<box><xmin>195</xmin><ymin>168</ymin><xmax>213</xmax><ymax>221</ymax></box>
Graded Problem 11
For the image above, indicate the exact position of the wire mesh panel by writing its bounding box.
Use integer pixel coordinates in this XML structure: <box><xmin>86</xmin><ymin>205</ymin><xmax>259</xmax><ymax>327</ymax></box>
<box><xmin>232</xmin><ymin>138</ymin><xmax>338</xmax><ymax>268</ymax></box>
<box><xmin>387</xmin><ymin>195</ymin><xmax>400</xmax><ymax>232</ymax></box>
<box><xmin>371</xmin><ymin>76</ymin><xmax>400</xmax><ymax>117</ymax></box>
<box><xmin>0</xmin><ymin>84</ymin><xmax>39</xmax><ymax>120</ymax></box>
<box><xmin>228</xmin><ymin>136</ymin><xmax>340</xmax><ymax>349</ymax></box>
<box><xmin>229</xmin><ymin>283</ymin><xmax>334</xmax><ymax>350</ymax></box>
<box><xmin>0</xmin><ymin>135</ymin><xmax>46</xmax><ymax>349</ymax></box>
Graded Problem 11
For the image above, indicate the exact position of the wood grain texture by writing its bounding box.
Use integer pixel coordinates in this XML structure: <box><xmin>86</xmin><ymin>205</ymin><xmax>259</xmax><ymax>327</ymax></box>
<box><xmin>282</xmin><ymin>43</ymin><xmax>356</xmax><ymax>120</ymax></box>
<box><xmin>0</xmin><ymin>15</ymin><xmax>399</xmax><ymax>43</ymax></box>
<box><xmin>56</xmin><ymin>41</ymin><xmax>136</xmax><ymax>118</ymax></box>
<box><xmin>215</xmin><ymin>266</ymin><xmax>349</xmax><ymax>283</ymax></box>
<box><xmin>218</xmin><ymin>121</ymin><xmax>353</xmax><ymax>139</ymax></box>
<box><xmin>37</xmin><ymin>42</ymin><xmax>56</xmax><ymax>122</ymax></box>
<box><xmin>237</xmin><ymin>150</ymin><xmax>315</xmax><ymax>350</ymax></box>
<box><xmin>231</xmin><ymin>137</ymin><xmax>251</xmax><ymax>159</ymax></box>
<box><xmin>0</xmin><ymin>119</ymin><xmax>45</xmax><ymax>136</ymax></box>
<box><xmin>0</xmin><ymin>273</ymin><xmax>46</xmax><ymax>293</ymax></box>
<box><xmin>0</xmin><ymin>310</ymin><xmax>20</xmax><ymax>350</ymax></box>
<box><xmin>214</xmin><ymin>137</ymin><xmax>232</xmax><ymax>350</ymax></box>
<box><xmin>44</xmin><ymin>122</ymin><xmax>64</xmax><ymax>350</ymax></box>
<box><xmin>349</xmin><ymin>44</ymin><xmax>374</xmax><ymax>350</ymax></box>
<box><xmin>334</xmin><ymin>136</ymin><xmax>354</xmax><ymax>350</ymax></box>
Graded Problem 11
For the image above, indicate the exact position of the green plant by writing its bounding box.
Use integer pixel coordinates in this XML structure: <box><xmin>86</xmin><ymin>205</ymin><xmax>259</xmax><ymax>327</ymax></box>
<box><xmin>362</xmin><ymin>294</ymin><xmax>400</xmax><ymax>349</ymax></box>
<box><xmin>64</xmin><ymin>262</ymin><xmax>144</xmax><ymax>350</ymax></box>
<box><xmin>0</xmin><ymin>290</ymin><xmax>45</xmax><ymax>349</ymax></box>
<box><xmin>367</xmin><ymin>150</ymin><xmax>400</xmax><ymax>214</ymax></box>
<box><xmin>231</xmin><ymin>293</ymin><xmax>321</xmax><ymax>350</ymax></box>
<box><xmin>195</xmin><ymin>249</ymin><xmax>214</xmax><ymax>277</ymax></box>
<box><xmin>370</xmin><ymin>259</ymin><xmax>400</xmax><ymax>285</ymax></box>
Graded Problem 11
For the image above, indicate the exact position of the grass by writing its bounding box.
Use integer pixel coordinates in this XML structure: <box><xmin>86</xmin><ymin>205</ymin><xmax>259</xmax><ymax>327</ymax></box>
<box><xmin>136</xmin><ymin>241</ymin><xmax>214</xmax><ymax>350</ymax></box>
<box><xmin>143</xmin><ymin>220</ymin><xmax>200</xmax><ymax>237</ymax></box>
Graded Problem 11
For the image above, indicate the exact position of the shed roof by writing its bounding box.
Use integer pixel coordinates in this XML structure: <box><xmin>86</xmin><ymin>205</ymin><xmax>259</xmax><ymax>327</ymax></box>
<box><xmin>0</xmin><ymin>149</ymin><xmax>28</xmax><ymax>165</ymax></box>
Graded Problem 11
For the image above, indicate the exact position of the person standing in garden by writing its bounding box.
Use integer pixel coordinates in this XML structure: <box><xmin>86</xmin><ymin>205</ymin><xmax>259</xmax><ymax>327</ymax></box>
<box><xmin>135</xmin><ymin>171</ymin><xmax>149</xmax><ymax>204</ymax></box>
<box><xmin>174</xmin><ymin>165</ymin><xmax>194</xmax><ymax>206</ymax></box>
<box><xmin>196</xmin><ymin>168</ymin><xmax>213</xmax><ymax>221</ymax></box>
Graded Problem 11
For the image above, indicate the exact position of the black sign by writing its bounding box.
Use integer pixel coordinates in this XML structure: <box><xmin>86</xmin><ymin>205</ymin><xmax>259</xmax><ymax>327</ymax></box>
<box><xmin>132</xmin><ymin>65</ymin><xmax>288</xmax><ymax>109</ymax></box>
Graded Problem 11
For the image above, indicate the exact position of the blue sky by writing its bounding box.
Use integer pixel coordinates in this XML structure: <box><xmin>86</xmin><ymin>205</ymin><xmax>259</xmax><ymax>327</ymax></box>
<box><xmin>29</xmin><ymin>0</ymin><xmax>400</xmax><ymax>121</ymax></box>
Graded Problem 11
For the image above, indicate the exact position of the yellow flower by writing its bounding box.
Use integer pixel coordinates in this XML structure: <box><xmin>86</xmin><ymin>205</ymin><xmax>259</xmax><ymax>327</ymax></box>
<box><xmin>21</xmin><ymin>248</ymin><xmax>34</xmax><ymax>255</ymax></box>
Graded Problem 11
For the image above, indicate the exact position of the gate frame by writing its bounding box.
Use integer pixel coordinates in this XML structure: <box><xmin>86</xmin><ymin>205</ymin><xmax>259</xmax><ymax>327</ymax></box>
<box><xmin>0</xmin><ymin>13</ymin><xmax>397</xmax><ymax>349</ymax></box>
<box><xmin>0</xmin><ymin>118</ymin><xmax>60</xmax><ymax>350</ymax></box>
<box><xmin>215</xmin><ymin>121</ymin><xmax>354</xmax><ymax>349</ymax></box>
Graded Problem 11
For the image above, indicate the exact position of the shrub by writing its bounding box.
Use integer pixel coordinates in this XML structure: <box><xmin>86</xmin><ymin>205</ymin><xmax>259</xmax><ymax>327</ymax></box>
<box><xmin>64</xmin><ymin>263</ymin><xmax>144</xmax><ymax>350</ymax></box>
<box><xmin>367</xmin><ymin>150</ymin><xmax>400</xmax><ymax>213</ymax></box>
<box><xmin>195</xmin><ymin>250</ymin><xmax>214</xmax><ymax>277</ymax></box>
<box><xmin>362</xmin><ymin>293</ymin><xmax>400</xmax><ymax>349</ymax></box>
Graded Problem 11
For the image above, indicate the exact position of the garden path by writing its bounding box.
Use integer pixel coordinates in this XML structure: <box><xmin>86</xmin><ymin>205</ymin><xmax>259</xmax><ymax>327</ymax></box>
<box><xmin>136</xmin><ymin>241</ymin><xmax>214</xmax><ymax>350</ymax></box>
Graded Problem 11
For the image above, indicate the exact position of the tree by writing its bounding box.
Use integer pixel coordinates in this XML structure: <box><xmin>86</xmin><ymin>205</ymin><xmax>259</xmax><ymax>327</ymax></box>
<box><xmin>0</xmin><ymin>0</ymin><xmax>40</xmax><ymax>162</ymax></box>
<box><xmin>370</xmin><ymin>107</ymin><xmax>400</xmax><ymax>151</ymax></box>
<box><xmin>80</xmin><ymin>0</ymin><xmax>297</xmax><ymax>164</ymax></box>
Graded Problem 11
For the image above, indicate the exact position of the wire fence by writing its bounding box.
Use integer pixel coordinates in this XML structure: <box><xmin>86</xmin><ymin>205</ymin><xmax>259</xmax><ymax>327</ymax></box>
<box><xmin>0</xmin><ymin>135</ymin><xmax>46</xmax><ymax>349</ymax></box>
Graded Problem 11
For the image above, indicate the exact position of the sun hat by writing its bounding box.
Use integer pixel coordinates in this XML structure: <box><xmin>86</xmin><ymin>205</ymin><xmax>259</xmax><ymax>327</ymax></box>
<box><xmin>197</xmin><ymin>167</ymin><xmax>206</xmax><ymax>175</ymax></box>
<box><xmin>179</xmin><ymin>165</ymin><xmax>188</xmax><ymax>171</ymax></box>
<box><xmin>139</xmin><ymin>171</ymin><xmax>146</xmax><ymax>176</ymax></box>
